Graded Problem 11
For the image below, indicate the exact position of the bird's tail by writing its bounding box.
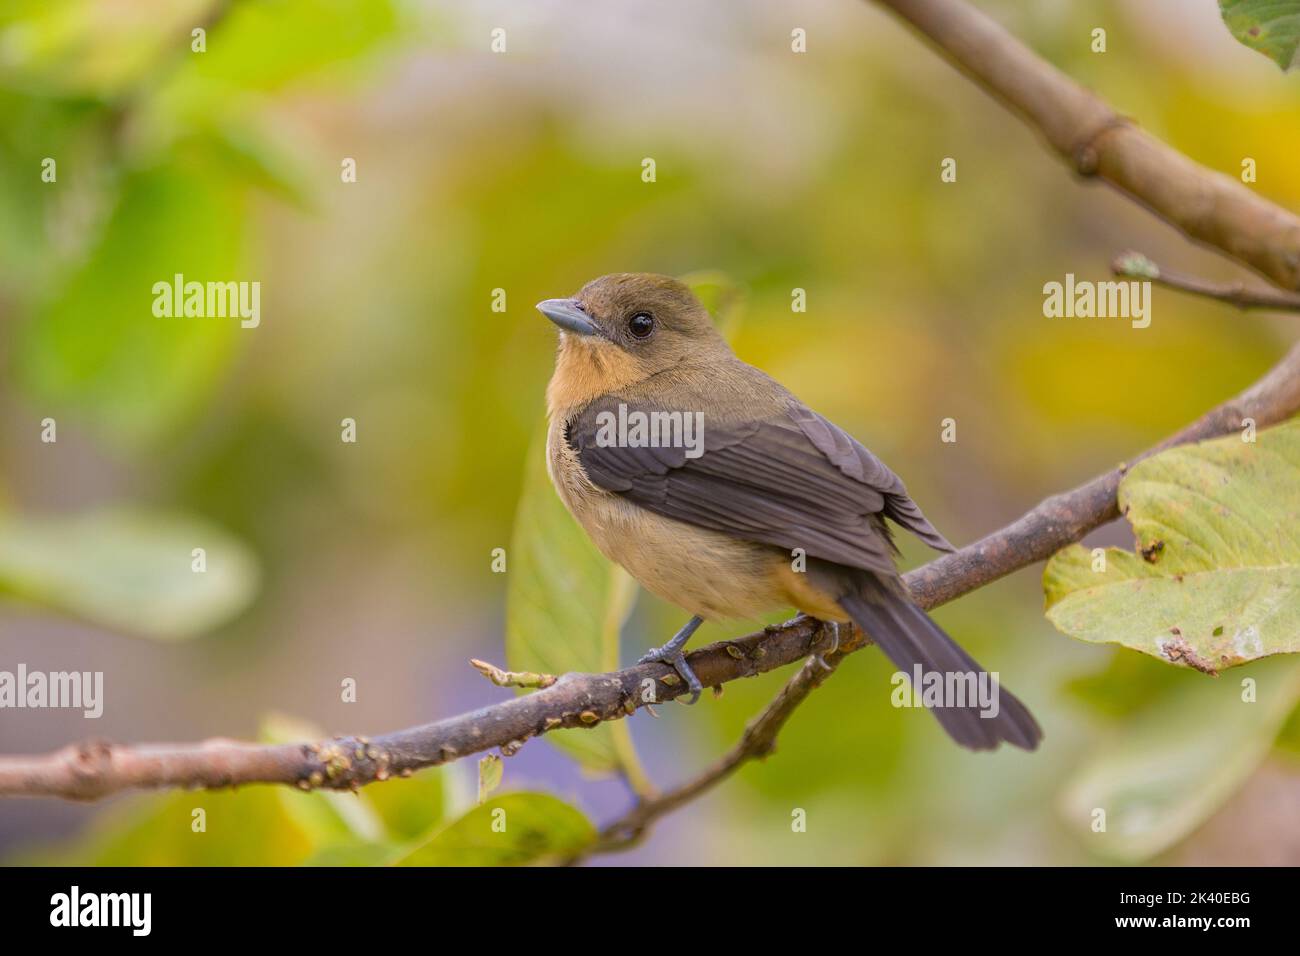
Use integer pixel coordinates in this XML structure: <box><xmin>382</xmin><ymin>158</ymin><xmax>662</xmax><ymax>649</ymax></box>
<box><xmin>838</xmin><ymin>581</ymin><xmax>1042</xmax><ymax>752</ymax></box>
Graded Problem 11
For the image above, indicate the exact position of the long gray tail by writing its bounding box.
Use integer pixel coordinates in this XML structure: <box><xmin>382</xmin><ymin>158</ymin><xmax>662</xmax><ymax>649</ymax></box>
<box><xmin>839</xmin><ymin>583</ymin><xmax>1042</xmax><ymax>752</ymax></box>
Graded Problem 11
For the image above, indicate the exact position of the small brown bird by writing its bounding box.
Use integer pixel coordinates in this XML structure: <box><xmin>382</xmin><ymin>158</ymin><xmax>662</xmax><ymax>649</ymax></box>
<box><xmin>537</xmin><ymin>273</ymin><xmax>1041</xmax><ymax>751</ymax></box>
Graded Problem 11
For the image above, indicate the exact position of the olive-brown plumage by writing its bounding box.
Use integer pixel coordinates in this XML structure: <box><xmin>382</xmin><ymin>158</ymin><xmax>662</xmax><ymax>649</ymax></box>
<box><xmin>538</xmin><ymin>273</ymin><xmax>1041</xmax><ymax>751</ymax></box>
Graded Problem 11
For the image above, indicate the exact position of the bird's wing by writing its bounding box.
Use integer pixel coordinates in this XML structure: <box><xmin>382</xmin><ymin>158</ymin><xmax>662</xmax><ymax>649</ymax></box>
<box><xmin>569</xmin><ymin>395</ymin><xmax>954</xmax><ymax>575</ymax></box>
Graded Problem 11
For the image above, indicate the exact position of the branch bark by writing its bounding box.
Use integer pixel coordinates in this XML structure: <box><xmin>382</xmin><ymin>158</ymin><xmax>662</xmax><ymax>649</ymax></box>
<box><xmin>874</xmin><ymin>0</ymin><xmax>1300</xmax><ymax>292</ymax></box>
<box><xmin>3</xmin><ymin>340</ymin><xmax>1298</xmax><ymax>802</ymax></box>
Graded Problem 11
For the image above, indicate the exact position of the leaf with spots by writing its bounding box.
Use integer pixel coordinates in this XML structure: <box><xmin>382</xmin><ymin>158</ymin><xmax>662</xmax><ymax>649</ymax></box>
<box><xmin>1220</xmin><ymin>0</ymin><xmax>1300</xmax><ymax>70</ymax></box>
<box><xmin>504</xmin><ymin>417</ymin><xmax>646</xmax><ymax>784</ymax></box>
<box><xmin>1043</xmin><ymin>421</ymin><xmax>1300</xmax><ymax>672</ymax></box>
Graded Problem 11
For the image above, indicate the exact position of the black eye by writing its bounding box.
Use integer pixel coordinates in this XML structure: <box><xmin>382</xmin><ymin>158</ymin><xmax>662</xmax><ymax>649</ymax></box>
<box><xmin>628</xmin><ymin>312</ymin><xmax>654</xmax><ymax>338</ymax></box>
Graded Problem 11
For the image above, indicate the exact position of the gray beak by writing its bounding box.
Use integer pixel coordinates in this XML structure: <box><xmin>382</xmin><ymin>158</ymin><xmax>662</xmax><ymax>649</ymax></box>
<box><xmin>536</xmin><ymin>298</ymin><xmax>600</xmax><ymax>337</ymax></box>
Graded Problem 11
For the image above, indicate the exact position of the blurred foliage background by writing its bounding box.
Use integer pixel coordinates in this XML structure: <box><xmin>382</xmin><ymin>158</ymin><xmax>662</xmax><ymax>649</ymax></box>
<box><xmin>1</xmin><ymin>0</ymin><xmax>1298</xmax><ymax>865</ymax></box>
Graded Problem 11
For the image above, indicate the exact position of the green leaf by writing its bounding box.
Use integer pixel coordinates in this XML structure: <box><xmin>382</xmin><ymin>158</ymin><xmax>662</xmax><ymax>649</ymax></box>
<box><xmin>300</xmin><ymin>842</ymin><xmax>406</xmax><ymax>867</ymax></box>
<box><xmin>1220</xmin><ymin>0</ymin><xmax>1300</xmax><ymax>70</ymax></box>
<box><xmin>0</xmin><ymin>0</ymin><xmax>221</xmax><ymax>98</ymax></box>
<box><xmin>196</xmin><ymin>118</ymin><xmax>318</xmax><ymax>209</ymax></box>
<box><xmin>182</xmin><ymin>0</ymin><xmax>407</xmax><ymax>93</ymax></box>
<box><xmin>258</xmin><ymin>714</ymin><xmax>442</xmax><ymax>861</ymax></box>
<box><xmin>362</xmin><ymin>769</ymin><xmax>444</xmax><ymax>842</ymax></box>
<box><xmin>259</xmin><ymin>714</ymin><xmax>386</xmax><ymax>845</ymax></box>
<box><xmin>15</xmin><ymin>163</ymin><xmax>247</xmax><ymax>447</ymax></box>
<box><xmin>678</xmin><ymin>269</ymin><xmax>746</xmax><ymax>340</ymax></box>
<box><xmin>396</xmin><ymin>792</ymin><xmax>595</xmax><ymax>867</ymax></box>
<box><xmin>477</xmin><ymin>753</ymin><xmax>503</xmax><ymax>804</ymax></box>
<box><xmin>1061</xmin><ymin>656</ymin><xmax>1300</xmax><ymax>861</ymax></box>
<box><xmin>504</xmin><ymin>420</ymin><xmax>645</xmax><ymax>782</ymax></box>
<box><xmin>1063</xmin><ymin>647</ymin><xmax>1193</xmax><ymax>719</ymax></box>
<box><xmin>1276</xmin><ymin>701</ymin><xmax>1300</xmax><ymax>757</ymax></box>
<box><xmin>0</xmin><ymin>508</ymin><xmax>258</xmax><ymax>639</ymax></box>
<box><xmin>1044</xmin><ymin>421</ymin><xmax>1300</xmax><ymax>672</ymax></box>
<box><xmin>20</xmin><ymin>787</ymin><xmax>316</xmax><ymax>866</ymax></box>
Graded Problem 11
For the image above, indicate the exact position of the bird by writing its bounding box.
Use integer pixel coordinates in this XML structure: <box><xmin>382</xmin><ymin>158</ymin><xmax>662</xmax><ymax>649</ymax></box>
<box><xmin>536</xmin><ymin>273</ymin><xmax>1041</xmax><ymax>751</ymax></box>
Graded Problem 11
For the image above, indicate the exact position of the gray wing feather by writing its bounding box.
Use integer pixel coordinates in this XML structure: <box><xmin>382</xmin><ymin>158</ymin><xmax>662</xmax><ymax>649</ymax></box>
<box><xmin>786</xmin><ymin>404</ymin><xmax>954</xmax><ymax>553</ymax></box>
<box><xmin>571</xmin><ymin>395</ymin><xmax>954</xmax><ymax>574</ymax></box>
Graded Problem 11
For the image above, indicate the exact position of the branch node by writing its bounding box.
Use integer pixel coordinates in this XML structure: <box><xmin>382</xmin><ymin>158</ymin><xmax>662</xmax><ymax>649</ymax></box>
<box><xmin>1071</xmin><ymin>115</ymin><xmax>1129</xmax><ymax>177</ymax></box>
<box><xmin>469</xmin><ymin>658</ymin><xmax>557</xmax><ymax>689</ymax></box>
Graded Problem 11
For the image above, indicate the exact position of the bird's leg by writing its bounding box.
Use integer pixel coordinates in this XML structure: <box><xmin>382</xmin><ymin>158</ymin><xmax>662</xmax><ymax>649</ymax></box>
<box><xmin>638</xmin><ymin>615</ymin><xmax>704</xmax><ymax>705</ymax></box>
<box><xmin>812</xmin><ymin>620</ymin><xmax>841</xmax><ymax>671</ymax></box>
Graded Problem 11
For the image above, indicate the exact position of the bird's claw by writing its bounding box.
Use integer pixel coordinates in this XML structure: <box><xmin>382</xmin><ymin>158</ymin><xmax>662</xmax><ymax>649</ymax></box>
<box><xmin>812</xmin><ymin>621</ymin><xmax>841</xmax><ymax>671</ymax></box>
<box><xmin>638</xmin><ymin>645</ymin><xmax>703</xmax><ymax>705</ymax></box>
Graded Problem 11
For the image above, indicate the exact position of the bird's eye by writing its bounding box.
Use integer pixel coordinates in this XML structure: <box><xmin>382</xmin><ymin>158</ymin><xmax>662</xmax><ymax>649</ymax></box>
<box><xmin>628</xmin><ymin>312</ymin><xmax>654</xmax><ymax>338</ymax></box>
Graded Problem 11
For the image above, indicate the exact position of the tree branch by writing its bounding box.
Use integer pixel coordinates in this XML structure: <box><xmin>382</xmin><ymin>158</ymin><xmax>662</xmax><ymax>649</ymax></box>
<box><xmin>2</xmin><ymin>339</ymin><xmax>1297</xmax><ymax>803</ymax></box>
<box><xmin>1113</xmin><ymin>251</ymin><xmax>1300</xmax><ymax>312</ymax></box>
<box><xmin>873</xmin><ymin>0</ymin><xmax>1300</xmax><ymax>292</ymax></box>
<box><xmin>592</xmin><ymin>629</ymin><xmax>859</xmax><ymax>855</ymax></box>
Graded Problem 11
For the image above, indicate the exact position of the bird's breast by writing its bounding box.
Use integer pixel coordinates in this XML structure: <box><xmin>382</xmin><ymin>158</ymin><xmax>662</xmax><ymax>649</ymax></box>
<box><xmin>545</xmin><ymin>416</ymin><xmax>793</xmax><ymax>621</ymax></box>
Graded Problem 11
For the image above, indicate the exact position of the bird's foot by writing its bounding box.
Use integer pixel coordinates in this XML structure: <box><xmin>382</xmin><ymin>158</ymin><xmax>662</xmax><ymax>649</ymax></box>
<box><xmin>811</xmin><ymin>621</ymin><xmax>841</xmax><ymax>671</ymax></box>
<box><xmin>638</xmin><ymin>615</ymin><xmax>705</xmax><ymax>705</ymax></box>
<box><xmin>637</xmin><ymin>645</ymin><xmax>703</xmax><ymax>705</ymax></box>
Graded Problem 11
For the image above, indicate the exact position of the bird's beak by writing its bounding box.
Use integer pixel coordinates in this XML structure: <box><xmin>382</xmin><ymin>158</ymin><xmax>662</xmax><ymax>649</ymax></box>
<box><xmin>536</xmin><ymin>298</ymin><xmax>600</xmax><ymax>337</ymax></box>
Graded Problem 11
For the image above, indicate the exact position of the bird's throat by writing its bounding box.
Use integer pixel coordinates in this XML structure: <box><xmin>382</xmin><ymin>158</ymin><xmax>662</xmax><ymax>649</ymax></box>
<box><xmin>546</xmin><ymin>335</ymin><xmax>647</xmax><ymax>419</ymax></box>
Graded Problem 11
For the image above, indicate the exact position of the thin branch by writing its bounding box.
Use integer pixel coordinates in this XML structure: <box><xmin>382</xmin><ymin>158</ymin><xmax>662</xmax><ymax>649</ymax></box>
<box><xmin>2</xmin><ymin>341</ymin><xmax>1297</xmax><ymax>803</ymax></box>
<box><xmin>873</xmin><ymin>0</ymin><xmax>1300</xmax><ymax>293</ymax></box>
<box><xmin>1113</xmin><ymin>251</ymin><xmax>1300</xmax><ymax>312</ymax></box>
<box><xmin>592</xmin><ymin>626</ymin><xmax>860</xmax><ymax>855</ymax></box>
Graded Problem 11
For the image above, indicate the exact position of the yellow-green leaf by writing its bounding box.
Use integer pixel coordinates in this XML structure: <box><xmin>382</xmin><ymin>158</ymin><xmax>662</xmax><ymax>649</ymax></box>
<box><xmin>1061</xmin><ymin>656</ymin><xmax>1300</xmax><ymax>861</ymax></box>
<box><xmin>260</xmin><ymin>713</ymin><xmax>444</xmax><ymax>847</ymax></box>
<box><xmin>395</xmin><ymin>792</ymin><xmax>594</xmax><ymax>867</ymax></box>
<box><xmin>504</xmin><ymin>419</ymin><xmax>644</xmax><ymax>780</ymax></box>
<box><xmin>16</xmin><ymin>164</ymin><xmax>247</xmax><ymax>448</ymax></box>
<box><xmin>1044</xmin><ymin>421</ymin><xmax>1300</xmax><ymax>672</ymax></box>
<box><xmin>0</xmin><ymin>508</ymin><xmax>259</xmax><ymax>639</ymax></box>
<box><xmin>678</xmin><ymin>269</ymin><xmax>746</xmax><ymax>340</ymax></box>
<box><xmin>477</xmin><ymin>753</ymin><xmax>503</xmax><ymax>804</ymax></box>
<box><xmin>15</xmin><ymin>788</ymin><xmax>314</xmax><ymax>866</ymax></box>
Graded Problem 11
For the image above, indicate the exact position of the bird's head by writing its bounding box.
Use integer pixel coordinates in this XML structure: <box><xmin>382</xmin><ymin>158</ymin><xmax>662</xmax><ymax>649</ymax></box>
<box><xmin>537</xmin><ymin>274</ymin><xmax>728</xmax><ymax>394</ymax></box>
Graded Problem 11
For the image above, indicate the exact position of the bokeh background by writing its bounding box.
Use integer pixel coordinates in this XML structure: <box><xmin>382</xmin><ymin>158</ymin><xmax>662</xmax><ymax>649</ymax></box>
<box><xmin>2</xmin><ymin>0</ymin><xmax>1298</xmax><ymax>865</ymax></box>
